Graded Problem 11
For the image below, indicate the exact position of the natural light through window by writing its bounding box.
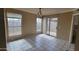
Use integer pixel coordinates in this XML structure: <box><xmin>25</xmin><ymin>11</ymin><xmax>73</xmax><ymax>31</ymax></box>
<box><xmin>36</xmin><ymin>17</ymin><xmax>42</xmax><ymax>33</ymax></box>
<box><xmin>7</xmin><ymin>13</ymin><xmax>22</xmax><ymax>37</ymax></box>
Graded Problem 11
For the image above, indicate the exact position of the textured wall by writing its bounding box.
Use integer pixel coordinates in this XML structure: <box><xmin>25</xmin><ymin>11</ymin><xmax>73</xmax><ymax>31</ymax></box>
<box><xmin>44</xmin><ymin>12</ymin><xmax>72</xmax><ymax>41</ymax></box>
<box><xmin>57</xmin><ymin>12</ymin><xmax>72</xmax><ymax>41</ymax></box>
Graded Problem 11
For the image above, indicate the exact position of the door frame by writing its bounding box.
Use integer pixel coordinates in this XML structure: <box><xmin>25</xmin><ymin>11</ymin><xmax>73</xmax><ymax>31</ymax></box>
<box><xmin>46</xmin><ymin>17</ymin><xmax>58</xmax><ymax>37</ymax></box>
<box><xmin>69</xmin><ymin>13</ymin><xmax>79</xmax><ymax>43</ymax></box>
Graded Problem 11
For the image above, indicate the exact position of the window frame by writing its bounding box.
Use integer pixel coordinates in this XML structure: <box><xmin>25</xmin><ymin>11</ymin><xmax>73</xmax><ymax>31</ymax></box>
<box><xmin>7</xmin><ymin>16</ymin><xmax>22</xmax><ymax>37</ymax></box>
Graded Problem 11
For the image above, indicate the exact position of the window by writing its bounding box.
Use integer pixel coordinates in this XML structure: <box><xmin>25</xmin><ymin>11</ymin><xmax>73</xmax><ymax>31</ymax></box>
<box><xmin>46</xmin><ymin>18</ymin><xmax>50</xmax><ymax>35</ymax></box>
<box><xmin>36</xmin><ymin>17</ymin><xmax>42</xmax><ymax>33</ymax></box>
<box><xmin>7</xmin><ymin>13</ymin><xmax>22</xmax><ymax>37</ymax></box>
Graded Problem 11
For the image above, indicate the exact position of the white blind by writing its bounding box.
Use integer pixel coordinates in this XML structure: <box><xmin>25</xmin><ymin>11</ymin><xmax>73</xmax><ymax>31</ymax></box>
<box><xmin>7</xmin><ymin>13</ymin><xmax>22</xmax><ymax>18</ymax></box>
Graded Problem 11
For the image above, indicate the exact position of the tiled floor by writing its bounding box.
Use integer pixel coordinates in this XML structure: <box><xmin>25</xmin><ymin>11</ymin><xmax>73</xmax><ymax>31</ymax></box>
<box><xmin>7</xmin><ymin>34</ymin><xmax>74</xmax><ymax>51</ymax></box>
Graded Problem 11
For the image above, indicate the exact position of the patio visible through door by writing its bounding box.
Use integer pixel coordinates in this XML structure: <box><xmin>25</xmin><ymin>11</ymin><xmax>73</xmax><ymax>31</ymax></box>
<box><xmin>46</xmin><ymin>18</ymin><xmax>58</xmax><ymax>37</ymax></box>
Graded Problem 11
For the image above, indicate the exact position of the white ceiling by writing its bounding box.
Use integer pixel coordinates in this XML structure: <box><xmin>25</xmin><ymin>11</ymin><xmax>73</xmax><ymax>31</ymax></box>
<box><xmin>15</xmin><ymin>8</ymin><xmax>76</xmax><ymax>16</ymax></box>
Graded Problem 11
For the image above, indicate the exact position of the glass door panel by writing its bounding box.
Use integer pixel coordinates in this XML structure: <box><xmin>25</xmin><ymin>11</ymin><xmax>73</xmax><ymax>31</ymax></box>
<box><xmin>46</xmin><ymin>18</ymin><xmax>50</xmax><ymax>35</ymax></box>
<box><xmin>50</xmin><ymin>18</ymin><xmax>58</xmax><ymax>37</ymax></box>
<box><xmin>36</xmin><ymin>17</ymin><xmax>42</xmax><ymax>33</ymax></box>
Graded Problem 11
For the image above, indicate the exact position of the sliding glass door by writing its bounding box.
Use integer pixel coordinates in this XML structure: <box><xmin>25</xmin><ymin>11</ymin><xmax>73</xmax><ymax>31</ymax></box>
<box><xmin>46</xmin><ymin>17</ymin><xmax>58</xmax><ymax>37</ymax></box>
<box><xmin>36</xmin><ymin>17</ymin><xmax>42</xmax><ymax>33</ymax></box>
<box><xmin>49</xmin><ymin>18</ymin><xmax>58</xmax><ymax>37</ymax></box>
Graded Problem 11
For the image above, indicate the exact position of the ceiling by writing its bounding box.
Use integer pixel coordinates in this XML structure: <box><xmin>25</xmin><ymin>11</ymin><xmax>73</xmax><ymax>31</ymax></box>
<box><xmin>15</xmin><ymin>8</ymin><xmax>76</xmax><ymax>16</ymax></box>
